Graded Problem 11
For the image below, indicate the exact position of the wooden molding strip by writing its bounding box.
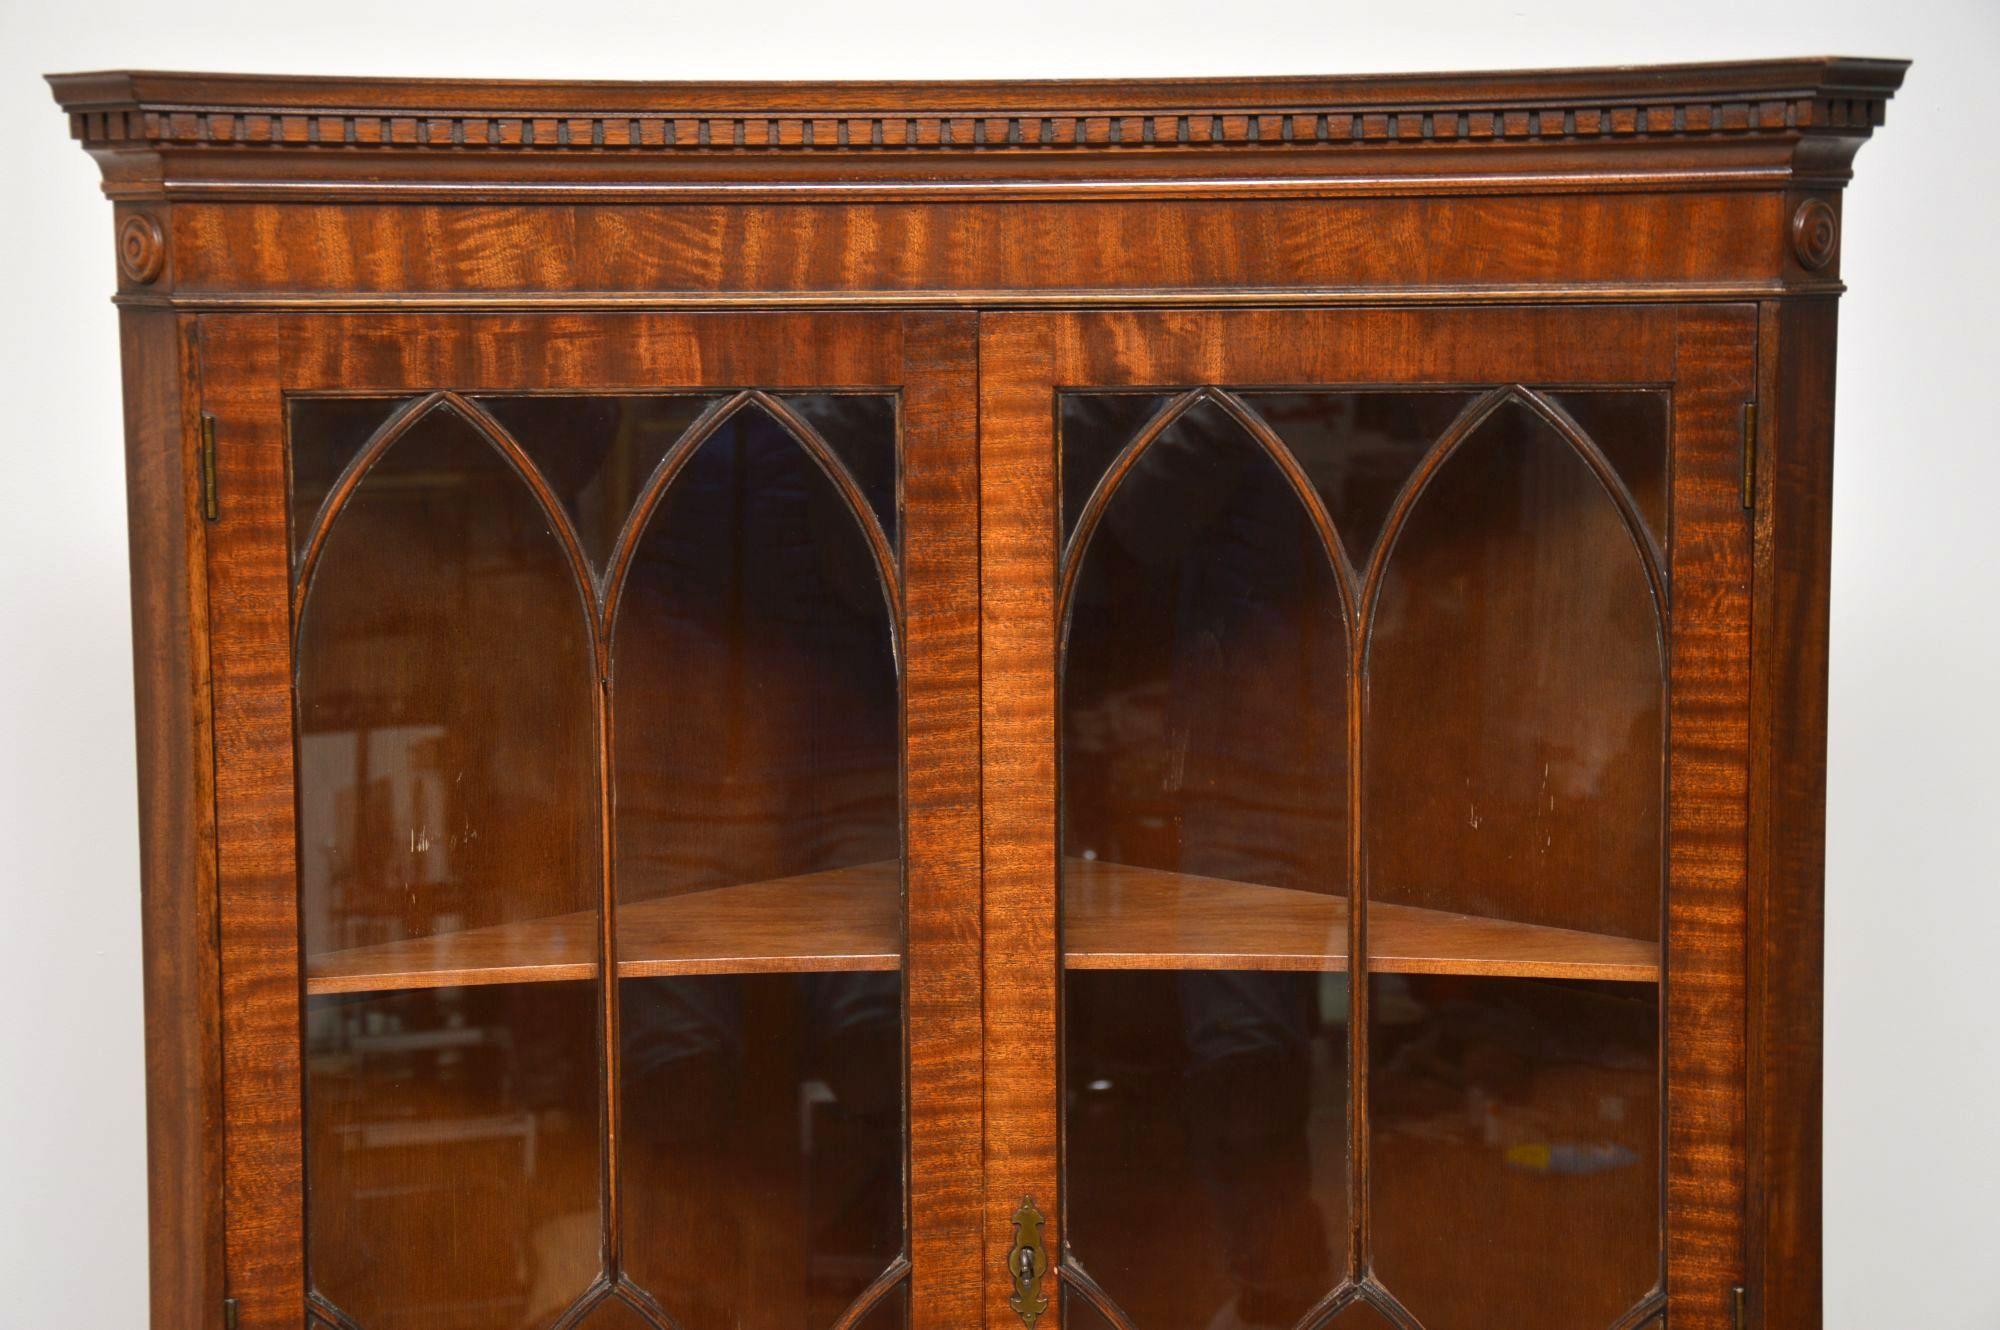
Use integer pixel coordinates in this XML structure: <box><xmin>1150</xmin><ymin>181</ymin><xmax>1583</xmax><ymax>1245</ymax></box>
<box><xmin>50</xmin><ymin>59</ymin><xmax>1905</xmax><ymax>157</ymax></box>
<box><xmin>53</xmin><ymin>63</ymin><xmax>1906</xmax><ymax>203</ymax></box>
<box><xmin>108</xmin><ymin>279</ymin><xmax>1847</xmax><ymax>312</ymax></box>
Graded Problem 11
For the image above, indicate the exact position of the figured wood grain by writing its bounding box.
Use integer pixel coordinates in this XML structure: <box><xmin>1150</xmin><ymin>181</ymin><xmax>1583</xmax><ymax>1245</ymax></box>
<box><xmin>1064</xmin><ymin>860</ymin><xmax>1658</xmax><ymax>980</ymax></box>
<box><xmin>306</xmin><ymin>854</ymin><xmax>1657</xmax><ymax>996</ymax></box>
<box><xmin>119</xmin><ymin>307</ymin><xmax>225</xmax><ymax>1330</ymax></box>
<box><xmin>1664</xmin><ymin>307</ymin><xmax>1759</xmax><ymax>1330</ymax></box>
<box><xmin>54</xmin><ymin>62</ymin><xmax>1899</xmax><ymax>1330</ymax></box>
<box><xmin>979</xmin><ymin>312</ymin><xmax>1063</xmax><ymax>1330</ymax></box>
<box><xmin>305</xmin><ymin>862</ymin><xmax>905</xmax><ymax>993</ymax></box>
<box><xmin>985</xmin><ymin>306</ymin><xmax>1760</xmax><ymax>1330</ymax></box>
<box><xmin>900</xmin><ymin>312</ymin><xmax>987</xmax><ymax>1323</ymax></box>
<box><xmin>1746</xmin><ymin>296</ymin><xmax>1840</xmax><ymax>1330</ymax></box>
<box><xmin>201</xmin><ymin>314</ymin><xmax>305</xmax><ymax>1330</ymax></box>
<box><xmin>161</xmin><ymin>194</ymin><xmax>1795</xmax><ymax>301</ymax></box>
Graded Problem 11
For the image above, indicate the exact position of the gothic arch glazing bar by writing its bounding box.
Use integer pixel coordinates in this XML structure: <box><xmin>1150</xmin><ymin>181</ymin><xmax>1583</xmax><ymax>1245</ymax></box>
<box><xmin>1359</xmin><ymin>387</ymin><xmax>1668</xmax><ymax>1330</ymax></box>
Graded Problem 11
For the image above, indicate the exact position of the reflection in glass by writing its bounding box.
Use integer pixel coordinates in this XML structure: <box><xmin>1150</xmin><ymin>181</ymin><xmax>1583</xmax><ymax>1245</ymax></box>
<box><xmin>295</xmin><ymin>405</ymin><xmax>600</xmax><ymax>961</ymax></box>
<box><xmin>611</xmin><ymin>401</ymin><xmax>904</xmax><ymax>1325</ymax></box>
<box><xmin>287</xmin><ymin>395</ymin><xmax>407</xmax><ymax>565</ymax></box>
<box><xmin>1060</xmin><ymin>392</ymin><xmax>1175</xmax><ymax>541</ymax></box>
<box><xmin>1240</xmin><ymin>390</ymin><xmax>1476</xmax><ymax>569</ymax></box>
<box><xmin>305</xmin><ymin>985</ymin><xmax>600</xmax><ymax>1330</ymax></box>
<box><xmin>620</xmin><ymin>974</ymin><xmax>903</xmax><ymax>1329</ymax></box>
<box><xmin>1366</xmin><ymin>396</ymin><xmax>1663</xmax><ymax>942</ymax></box>
<box><xmin>1546</xmin><ymin>391</ymin><xmax>1670</xmax><ymax>549</ymax></box>
<box><xmin>1062</xmin><ymin>398</ymin><xmax>1347</xmax><ymax>893</ymax></box>
<box><xmin>1060</xmin><ymin>396</ymin><xmax>1350</xmax><ymax>1328</ymax></box>
<box><xmin>479</xmin><ymin>394</ymin><xmax>723</xmax><ymax>577</ymax></box>
<box><xmin>1364</xmin><ymin>394</ymin><xmax>1664</xmax><ymax>1328</ymax></box>
<box><xmin>779</xmin><ymin>393</ymin><xmax>901</xmax><ymax>551</ymax></box>
<box><xmin>293</xmin><ymin>400</ymin><xmax>604</xmax><ymax>1327</ymax></box>
<box><xmin>1066</xmin><ymin>970</ymin><xmax>1348</xmax><ymax>1330</ymax></box>
<box><xmin>1369</xmin><ymin>976</ymin><xmax>1660</xmax><ymax>1330</ymax></box>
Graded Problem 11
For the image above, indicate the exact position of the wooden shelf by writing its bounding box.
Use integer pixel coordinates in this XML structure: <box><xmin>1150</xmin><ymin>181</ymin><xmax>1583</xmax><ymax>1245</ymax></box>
<box><xmin>1063</xmin><ymin>859</ymin><xmax>1659</xmax><ymax>982</ymax></box>
<box><xmin>305</xmin><ymin>861</ymin><xmax>901</xmax><ymax>996</ymax></box>
<box><xmin>306</xmin><ymin>857</ymin><xmax>1656</xmax><ymax>996</ymax></box>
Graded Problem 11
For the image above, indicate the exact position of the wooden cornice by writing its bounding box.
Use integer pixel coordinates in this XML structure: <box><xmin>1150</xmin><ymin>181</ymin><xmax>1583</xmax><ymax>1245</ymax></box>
<box><xmin>50</xmin><ymin>58</ymin><xmax>1906</xmax><ymax>201</ymax></box>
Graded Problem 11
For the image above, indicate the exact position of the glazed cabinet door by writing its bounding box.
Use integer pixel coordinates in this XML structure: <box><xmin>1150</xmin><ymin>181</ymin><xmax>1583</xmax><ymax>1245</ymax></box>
<box><xmin>200</xmin><ymin>313</ymin><xmax>981</xmax><ymax>1330</ymax></box>
<box><xmin>979</xmin><ymin>308</ymin><xmax>1756</xmax><ymax>1330</ymax></box>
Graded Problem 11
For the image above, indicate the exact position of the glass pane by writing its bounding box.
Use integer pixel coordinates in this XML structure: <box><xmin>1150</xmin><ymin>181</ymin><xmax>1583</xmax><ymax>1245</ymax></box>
<box><xmin>1323</xmin><ymin>1300</ymin><xmax>1398</xmax><ymax>1330</ymax></box>
<box><xmin>1546</xmin><ymin>390</ymin><xmax>1670</xmax><ymax>548</ymax></box>
<box><xmin>1364</xmin><ymin>396</ymin><xmax>1664</xmax><ymax>1328</ymax></box>
<box><xmin>477</xmin><ymin>393</ymin><xmax>723</xmax><ymax>578</ymax></box>
<box><xmin>1061</xmin><ymin>1287</ymin><xmax>1123</xmax><ymax>1330</ymax></box>
<box><xmin>572</xmin><ymin>1293</ymin><xmax>663</xmax><ymax>1330</ymax></box>
<box><xmin>287</xmin><ymin>395</ymin><xmax>408</xmax><ymax>565</ymax></box>
<box><xmin>1060</xmin><ymin>392</ymin><xmax>1176</xmax><ymax>542</ymax></box>
<box><xmin>1238</xmin><ymin>390</ymin><xmax>1477</xmax><ymax>569</ymax></box>
<box><xmin>292</xmin><ymin>400</ymin><xmax>603</xmax><ymax>1328</ymax></box>
<box><xmin>1369</xmin><ymin>976</ymin><xmax>1660</xmax><ymax>1330</ymax></box>
<box><xmin>1060</xmin><ymin>397</ymin><xmax>1350</xmax><ymax>1330</ymax></box>
<box><xmin>611</xmin><ymin>401</ymin><xmax>904</xmax><ymax>1327</ymax></box>
<box><xmin>849</xmin><ymin>1282</ymin><xmax>909</xmax><ymax>1330</ymax></box>
<box><xmin>1366</xmin><ymin>396</ymin><xmax>1662</xmax><ymax>943</ymax></box>
<box><xmin>305</xmin><ymin>986</ymin><xmax>600</xmax><ymax>1330</ymax></box>
<box><xmin>778</xmin><ymin>392</ymin><xmax>901</xmax><ymax>551</ymax></box>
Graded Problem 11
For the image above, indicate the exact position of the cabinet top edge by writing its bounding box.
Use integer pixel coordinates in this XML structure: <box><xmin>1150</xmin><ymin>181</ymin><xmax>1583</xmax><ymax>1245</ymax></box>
<box><xmin>48</xmin><ymin>58</ymin><xmax>1907</xmax><ymax>200</ymax></box>
<box><xmin>47</xmin><ymin>58</ymin><xmax>1909</xmax><ymax>116</ymax></box>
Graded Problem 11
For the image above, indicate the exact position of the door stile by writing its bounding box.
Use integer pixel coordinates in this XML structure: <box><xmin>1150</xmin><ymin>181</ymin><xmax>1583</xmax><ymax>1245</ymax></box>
<box><xmin>202</xmin><ymin>313</ymin><xmax>308</xmax><ymax>1330</ymax></box>
<box><xmin>1662</xmin><ymin>306</ymin><xmax>1759</xmax><ymax>1329</ymax></box>
<box><xmin>901</xmin><ymin>312</ymin><xmax>988</xmax><ymax>1327</ymax></box>
<box><xmin>978</xmin><ymin>314</ymin><xmax>1064</xmax><ymax>1329</ymax></box>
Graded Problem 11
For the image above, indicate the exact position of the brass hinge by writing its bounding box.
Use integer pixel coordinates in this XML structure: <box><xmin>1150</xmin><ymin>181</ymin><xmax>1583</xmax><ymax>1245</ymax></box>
<box><xmin>1733</xmin><ymin>1283</ymin><xmax>1748</xmax><ymax>1329</ymax></box>
<box><xmin>1740</xmin><ymin>402</ymin><xmax>1758</xmax><ymax>511</ymax></box>
<box><xmin>200</xmin><ymin>413</ymin><xmax>219</xmax><ymax>522</ymax></box>
<box><xmin>221</xmin><ymin>1296</ymin><xmax>239</xmax><ymax>1330</ymax></box>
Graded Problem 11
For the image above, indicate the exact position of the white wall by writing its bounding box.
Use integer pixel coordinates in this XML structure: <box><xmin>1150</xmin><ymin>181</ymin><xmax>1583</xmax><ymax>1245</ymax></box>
<box><xmin>1</xmin><ymin>2</ymin><xmax>1993</xmax><ymax>1325</ymax></box>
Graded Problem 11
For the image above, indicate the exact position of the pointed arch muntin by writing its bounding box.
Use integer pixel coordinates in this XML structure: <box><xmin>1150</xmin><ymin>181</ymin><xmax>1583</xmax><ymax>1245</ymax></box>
<box><xmin>292</xmin><ymin>390</ymin><xmax>614</xmax><ymax>1329</ymax></box>
<box><xmin>599</xmin><ymin>388</ymin><xmax>903</xmax><ymax>662</ymax></box>
<box><xmin>1353</xmin><ymin>385</ymin><xmax>1672</xmax><ymax>1327</ymax></box>
<box><xmin>599</xmin><ymin>387</ymin><xmax>909</xmax><ymax>1324</ymax></box>
<box><xmin>1607</xmin><ymin>1289</ymin><xmax>1671</xmax><ymax>1330</ymax></box>
<box><xmin>1055</xmin><ymin>386</ymin><xmax>1362</xmax><ymax>663</ymax></box>
<box><xmin>1290</xmin><ymin>1278</ymin><xmax>1373</xmax><ymax>1330</ymax></box>
<box><xmin>1055</xmin><ymin>384</ymin><xmax>1369</xmax><ymax>1323</ymax></box>
<box><xmin>1057</xmin><ymin>1258</ymin><xmax>1141</xmax><ymax>1330</ymax></box>
<box><xmin>608</xmin><ymin>1277</ymin><xmax>685</xmax><ymax>1330</ymax></box>
<box><xmin>305</xmin><ymin>1290</ymin><xmax>363</xmax><ymax>1330</ymax></box>
<box><xmin>1354</xmin><ymin>1277</ymin><xmax>1424</xmax><ymax>1330</ymax></box>
<box><xmin>827</xmin><ymin>1255</ymin><xmax>914</xmax><ymax>1330</ymax></box>
<box><xmin>1356</xmin><ymin>386</ymin><xmax>1668</xmax><ymax>648</ymax></box>
<box><xmin>290</xmin><ymin>390</ymin><xmax>605</xmax><ymax>674</ymax></box>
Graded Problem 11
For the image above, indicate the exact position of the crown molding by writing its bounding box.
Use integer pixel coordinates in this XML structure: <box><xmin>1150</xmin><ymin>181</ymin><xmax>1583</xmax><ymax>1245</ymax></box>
<box><xmin>50</xmin><ymin>59</ymin><xmax>1907</xmax><ymax>201</ymax></box>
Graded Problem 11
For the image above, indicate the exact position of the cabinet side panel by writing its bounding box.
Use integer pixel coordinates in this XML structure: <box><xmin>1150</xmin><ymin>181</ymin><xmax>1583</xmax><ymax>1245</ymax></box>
<box><xmin>1748</xmin><ymin>298</ymin><xmax>1839</xmax><ymax>1330</ymax></box>
<box><xmin>120</xmin><ymin>308</ymin><xmax>225</xmax><ymax>1330</ymax></box>
<box><xmin>902</xmin><ymin>313</ymin><xmax>986</xmax><ymax>1323</ymax></box>
<box><xmin>201</xmin><ymin>316</ymin><xmax>306</xmax><ymax>1328</ymax></box>
<box><xmin>1666</xmin><ymin>306</ymin><xmax>1758</xmax><ymax>1329</ymax></box>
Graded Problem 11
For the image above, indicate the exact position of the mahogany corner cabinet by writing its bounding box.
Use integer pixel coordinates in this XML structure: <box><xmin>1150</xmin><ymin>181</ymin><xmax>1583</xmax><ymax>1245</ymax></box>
<box><xmin>50</xmin><ymin>57</ymin><xmax>1905</xmax><ymax>1330</ymax></box>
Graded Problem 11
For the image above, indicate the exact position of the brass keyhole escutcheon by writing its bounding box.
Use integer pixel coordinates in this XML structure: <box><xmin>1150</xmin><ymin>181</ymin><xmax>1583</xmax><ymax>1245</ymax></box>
<box><xmin>1007</xmin><ymin>1196</ymin><xmax>1050</xmax><ymax>1329</ymax></box>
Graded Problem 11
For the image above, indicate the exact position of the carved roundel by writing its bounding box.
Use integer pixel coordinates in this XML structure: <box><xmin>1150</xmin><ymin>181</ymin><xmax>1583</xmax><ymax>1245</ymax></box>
<box><xmin>1791</xmin><ymin>198</ymin><xmax>1840</xmax><ymax>271</ymax></box>
<box><xmin>118</xmin><ymin>213</ymin><xmax>166</xmax><ymax>284</ymax></box>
